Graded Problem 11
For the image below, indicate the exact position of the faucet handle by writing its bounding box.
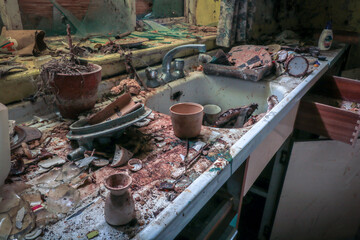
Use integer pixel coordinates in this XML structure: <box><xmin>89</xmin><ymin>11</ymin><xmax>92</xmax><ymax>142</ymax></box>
<box><xmin>174</xmin><ymin>59</ymin><xmax>185</xmax><ymax>79</ymax></box>
<box><xmin>145</xmin><ymin>68</ymin><xmax>160</xmax><ymax>88</ymax></box>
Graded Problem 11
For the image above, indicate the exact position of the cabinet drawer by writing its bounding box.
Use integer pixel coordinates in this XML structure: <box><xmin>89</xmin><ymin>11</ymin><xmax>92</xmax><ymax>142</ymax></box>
<box><xmin>295</xmin><ymin>75</ymin><xmax>360</xmax><ymax>146</ymax></box>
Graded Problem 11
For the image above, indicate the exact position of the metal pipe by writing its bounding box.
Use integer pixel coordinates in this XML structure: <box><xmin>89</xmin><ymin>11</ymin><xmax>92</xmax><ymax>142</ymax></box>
<box><xmin>67</xmin><ymin>146</ymin><xmax>86</xmax><ymax>161</ymax></box>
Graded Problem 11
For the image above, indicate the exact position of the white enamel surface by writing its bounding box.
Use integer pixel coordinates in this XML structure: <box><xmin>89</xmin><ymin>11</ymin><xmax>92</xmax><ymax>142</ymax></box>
<box><xmin>137</xmin><ymin>46</ymin><xmax>346</xmax><ymax>240</ymax></box>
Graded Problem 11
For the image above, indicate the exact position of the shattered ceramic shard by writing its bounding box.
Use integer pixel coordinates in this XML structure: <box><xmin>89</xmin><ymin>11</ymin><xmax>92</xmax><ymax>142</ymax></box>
<box><xmin>92</xmin><ymin>159</ymin><xmax>109</xmax><ymax>167</ymax></box>
<box><xmin>24</xmin><ymin>227</ymin><xmax>42</xmax><ymax>240</ymax></box>
<box><xmin>171</xmin><ymin>167</ymin><xmax>185</xmax><ymax>179</ymax></box>
<box><xmin>21</xmin><ymin>191</ymin><xmax>42</xmax><ymax>207</ymax></box>
<box><xmin>8</xmin><ymin>198</ymin><xmax>35</xmax><ymax>238</ymax></box>
<box><xmin>154</xmin><ymin>137</ymin><xmax>164</xmax><ymax>142</ymax></box>
<box><xmin>111</xmin><ymin>145</ymin><xmax>133</xmax><ymax>167</ymax></box>
<box><xmin>46</xmin><ymin>184</ymin><xmax>80</xmax><ymax>214</ymax></box>
<box><xmin>155</xmin><ymin>142</ymin><xmax>166</xmax><ymax>148</ymax></box>
<box><xmin>31</xmin><ymin>168</ymin><xmax>62</xmax><ymax>189</ymax></box>
<box><xmin>38</xmin><ymin>156</ymin><xmax>66</xmax><ymax>169</ymax></box>
<box><xmin>75</xmin><ymin>156</ymin><xmax>96</xmax><ymax>169</ymax></box>
<box><xmin>34</xmin><ymin>209</ymin><xmax>58</xmax><ymax>226</ymax></box>
<box><xmin>69</xmin><ymin>173</ymin><xmax>90</xmax><ymax>189</ymax></box>
<box><xmin>55</xmin><ymin>163</ymin><xmax>82</xmax><ymax>183</ymax></box>
<box><xmin>15</xmin><ymin>207</ymin><xmax>26</xmax><ymax>229</ymax></box>
<box><xmin>0</xmin><ymin>213</ymin><xmax>12</xmax><ymax>239</ymax></box>
<box><xmin>192</xmin><ymin>141</ymin><xmax>206</xmax><ymax>152</ymax></box>
<box><xmin>128</xmin><ymin>159</ymin><xmax>142</xmax><ymax>172</ymax></box>
<box><xmin>0</xmin><ymin>186</ymin><xmax>21</xmax><ymax>213</ymax></box>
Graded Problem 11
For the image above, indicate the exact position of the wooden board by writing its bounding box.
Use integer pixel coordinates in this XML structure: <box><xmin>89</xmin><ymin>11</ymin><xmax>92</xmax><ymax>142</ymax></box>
<box><xmin>295</xmin><ymin>100</ymin><xmax>360</xmax><ymax>146</ymax></box>
<box><xmin>312</xmin><ymin>75</ymin><xmax>360</xmax><ymax>103</ymax></box>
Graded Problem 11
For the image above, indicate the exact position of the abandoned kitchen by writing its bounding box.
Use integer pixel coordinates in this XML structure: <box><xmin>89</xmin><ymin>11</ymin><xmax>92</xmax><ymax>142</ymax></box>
<box><xmin>0</xmin><ymin>0</ymin><xmax>359</xmax><ymax>239</ymax></box>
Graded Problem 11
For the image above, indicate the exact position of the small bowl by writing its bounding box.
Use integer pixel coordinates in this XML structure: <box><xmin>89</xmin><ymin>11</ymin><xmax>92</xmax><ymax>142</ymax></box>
<box><xmin>128</xmin><ymin>158</ymin><xmax>143</xmax><ymax>172</ymax></box>
<box><xmin>170</xmin><ymin>102</ymin><xmax>204</xmax><ymax>139</ymax></box>
<box><xmin>203</xmin><ymin>104</ymin><xmax>221</xmax><ymax>125</ymax></box>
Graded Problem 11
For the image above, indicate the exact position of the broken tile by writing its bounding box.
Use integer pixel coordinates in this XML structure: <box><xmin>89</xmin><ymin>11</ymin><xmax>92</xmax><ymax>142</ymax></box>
<box><xmin>15</xmin><ymin>207</ymin><xmax>26</xmax><ymax>229</ymax></box>
<box><xmin>55</xmin><ymin>163</ymin><xmax>82</xmax><ymax>183</ymax></box>
<box><xmin>111</xmin><ymin>145</ymin><xmax>133</xmax><ymax>167</ymax></box>
<box><xmin>38</xmin><ymin>156</ymin><xmax>66</xmax><ymax>169</ymax></box>
<box><xmin>46</xmin><ymin>184</ymin><xmax>80</xmax><ymax>214</ymax></box>
<box><xmin>0</xmin><ymin>213</ymin><xmax>12</xmax><ymax>239</ymax></box>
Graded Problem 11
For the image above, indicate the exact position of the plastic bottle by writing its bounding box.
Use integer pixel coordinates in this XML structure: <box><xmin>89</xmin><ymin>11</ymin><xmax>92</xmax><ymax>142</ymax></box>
<box><xmin>318</xmin><ymin>21</ymin><xmax>333</xmax><ymax>50</ymax></box>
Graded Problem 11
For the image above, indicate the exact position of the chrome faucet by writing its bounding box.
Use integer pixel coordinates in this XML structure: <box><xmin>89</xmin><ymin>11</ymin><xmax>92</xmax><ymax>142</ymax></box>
<box><xmin>145</xmin><ymin>44</ymin><xmax>207</xmax><ymax>87</ymax></box>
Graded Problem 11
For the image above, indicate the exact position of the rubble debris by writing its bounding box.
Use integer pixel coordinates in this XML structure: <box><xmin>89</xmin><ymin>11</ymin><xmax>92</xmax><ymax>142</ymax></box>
<box><xmin>55</xmin><ymin>163</ymin><xmax>82</xmax><ymax>183</ymax></box>
<box><xmin>11</xmin><ymin>126</ymin><xmax>42</xmax><ymax>151</ymax></box>
<box><xmin>75</xmin><ymin>156</ymin><xmax>96</xmax><ymax>169</ymax></box>
<box><xmin>111</xmin><ymin>78</ymin><xmax>141</xmax><ymax>95</ymax></box>
<box><xmin>38</xmin><ymin>156</ymin><xmax>66</xmax><ymax>169</ymax></box>
<box><xmin>69</xmin><ymin>173</ymin><xmax>91</xmax><ymax>189</ymax></box>
<box><xmin>88</xmin><ymin>93</ymin><xmax>142</xmax><ymax>124</ymax></box>
<box><xmin>215</xmin><ymin>103</ymin><xmax>258</xmax><ymax>128</ymax></box>
<box><xmin>21</xmin><ymin>191</ymin><xmax>42</xmax><ymax>208</ymax></box>
<box><xmin>210</xmin><ymin>49</ymin><xmax>232</xmax><ymax>65</ymax></box>
<box><xmin>203</xmin><ymin>45</ymin><xmax>273</xmax><ymax>81</ymax></box>
<box><xmin>243</xmin><ymin>95</ymin><xmax>279</xmax><ymax>127</ymax></box>
<box><xmin>15</xmin><ymin>207</ymin><xmax>26</xmax><ymax>229</ymax></box>
<box><xmin>267</xmin><ymin>95</ymin><xmax>279</xmax><ymax>111</ymax></box>
<box><xmin>92</xmin><ymin>159</ymin><xmax>110</xmax><ymax>168</ymax></box>
<box><xmin>158</xmin><ymin>181</ymin><xmax>175</xmax><ymax>191</ymax></box>
<box><xmin>87</xmin><ymin>230</ymin><xmax>99</xmax><ymax>239</ymax></box>
<box><xmin>0</xmin><ymin>186</ymin><xmax>35</xmax><ymax>238</ymax></box>
<box><xmin>31</xmin><ymin>168</ymin><xmax>62</xmax><ymax>189</ymax></box>
<box><xmin>24</xmin><ymin>227</ymin><xmax>42</xmax><ymax>240</ymax></box>
<box><xmin>111</xmin><ymin>145</ymin><xmax>134</xmax><ymax>167</ymax></box>
<box><xmin>0</xmin><ymin>213</ymin><xmax>12</xmax><ymax>239</ymax></box>
<box><xmin>47</xmin><ymin>184</ymin><xmax>80</xmax><ymax>214</ymax></box>
<box><xmin>228</xmin><ymin>45</ymin><xmax>272</xmax><ymax>69</ymax></box>
<box><xmin>10</xmin><ymin>158</ymin><xmax>25</xmax><ymax>176</ymax></box>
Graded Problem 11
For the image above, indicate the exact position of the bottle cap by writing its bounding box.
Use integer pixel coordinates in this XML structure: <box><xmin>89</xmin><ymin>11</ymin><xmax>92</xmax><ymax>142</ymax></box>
<box><xmin>325</xmin><ymin>21</ymin><xmax>332</xmax><ymax>29</ymax></box>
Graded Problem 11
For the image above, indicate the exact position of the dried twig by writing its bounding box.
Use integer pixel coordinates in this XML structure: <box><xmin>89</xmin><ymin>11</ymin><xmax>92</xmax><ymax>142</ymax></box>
<box><xmin>66</xmin><ymin>24</ymin><xmax>75</xmax><ymax>63</ymax></box>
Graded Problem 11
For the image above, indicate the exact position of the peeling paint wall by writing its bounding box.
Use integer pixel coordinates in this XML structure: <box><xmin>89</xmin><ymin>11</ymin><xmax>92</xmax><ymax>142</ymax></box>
<box><xmin>247</xmin><ymin>0</ymin><xmax>360</xmax><ymax>69</ymax></box>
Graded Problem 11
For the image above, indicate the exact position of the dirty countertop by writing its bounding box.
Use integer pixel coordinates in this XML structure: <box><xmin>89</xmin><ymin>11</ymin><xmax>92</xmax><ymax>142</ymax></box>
<box><xmin>2</xmin><ymin>44</ymin><xmax>347</xmax><ymax>239</ymax></box>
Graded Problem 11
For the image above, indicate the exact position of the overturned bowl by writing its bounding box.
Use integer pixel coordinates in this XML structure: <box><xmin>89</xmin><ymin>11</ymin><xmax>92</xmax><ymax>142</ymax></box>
<box><xmin>170</xmin><ymin>102</ymin><xmax>204</xmax><ymax>139</ymax></box>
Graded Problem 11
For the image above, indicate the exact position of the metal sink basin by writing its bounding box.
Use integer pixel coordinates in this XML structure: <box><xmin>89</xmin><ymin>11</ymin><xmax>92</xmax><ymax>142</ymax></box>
<box><xmin>145</xmin><ymin>72</ymin><xmax>289</xmax><ymax>121</ymax></box>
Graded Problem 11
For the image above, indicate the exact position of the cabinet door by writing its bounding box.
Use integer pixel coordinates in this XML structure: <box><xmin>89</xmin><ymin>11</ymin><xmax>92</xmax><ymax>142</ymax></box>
<box><xmin>271</xmin><ymin>140</ymin><xmax>360</xmax><ymax>240</ymax></box>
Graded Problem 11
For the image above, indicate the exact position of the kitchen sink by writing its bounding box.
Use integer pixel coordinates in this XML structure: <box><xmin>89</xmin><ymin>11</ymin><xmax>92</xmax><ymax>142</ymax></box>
<box><xmin>145</xmin><ymin>72</ymin><xmax>289</xmax><ymax>120</ymax></box>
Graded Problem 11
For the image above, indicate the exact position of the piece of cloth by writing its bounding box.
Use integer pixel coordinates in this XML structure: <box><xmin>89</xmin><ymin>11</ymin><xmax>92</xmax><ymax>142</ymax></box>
<box><xmin>1</xmin><ymin>27</ymin><xmax>47</xmax><ymax>56</ymax></box>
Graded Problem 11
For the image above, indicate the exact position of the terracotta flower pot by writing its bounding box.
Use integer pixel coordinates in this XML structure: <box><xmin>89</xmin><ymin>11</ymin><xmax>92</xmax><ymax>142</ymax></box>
<box><xmin>170</xmin><ymin>102</ymin><xmax>204</xmax><ymax>139</ymax></box>
<box><xmin>49</xmin><ymin>63</ymin><xmax>102</xmax><ymax>119</ymax></box>
<box><xmin>104</xmin><ymin>173</ymin><xmax>135</xmax><ymax>226</ymax></box>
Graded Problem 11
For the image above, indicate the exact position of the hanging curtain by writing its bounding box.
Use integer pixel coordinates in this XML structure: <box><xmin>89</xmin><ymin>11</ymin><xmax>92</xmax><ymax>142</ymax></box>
<box><xmin>216</xmin><ymin>0</ymin><xmax>251</xmax><ymax>47</ymax></box>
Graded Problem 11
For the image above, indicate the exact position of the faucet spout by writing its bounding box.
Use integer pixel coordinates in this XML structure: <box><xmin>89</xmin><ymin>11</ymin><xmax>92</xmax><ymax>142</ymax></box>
<box><xmin>161</xmin><ymin>44</ymin><xmax>206</xmax><ymax>83</ymax></box>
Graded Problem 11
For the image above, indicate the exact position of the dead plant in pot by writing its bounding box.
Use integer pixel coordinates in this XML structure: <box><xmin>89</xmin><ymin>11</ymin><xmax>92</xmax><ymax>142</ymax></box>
<box><xmin>40</xmin><ymin>24</ymin><xmax>102</xmax><ymax>119</ymax></box>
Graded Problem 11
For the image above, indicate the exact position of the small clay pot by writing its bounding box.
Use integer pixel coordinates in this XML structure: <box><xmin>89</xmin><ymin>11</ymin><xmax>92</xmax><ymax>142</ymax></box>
<box><xmin>104</xmin><ymin>173</ymin><xmax>135</xmax><ymax>225</ymax></box>
<box><xmin>170</xmin><ymin>102</ymin><xmax>204</xmax><ymax>139</ymax></box>
<box><xmin>49</xmin><ymin>64</ymin><xmax>102</xmax><ymax>119</ymax></box>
